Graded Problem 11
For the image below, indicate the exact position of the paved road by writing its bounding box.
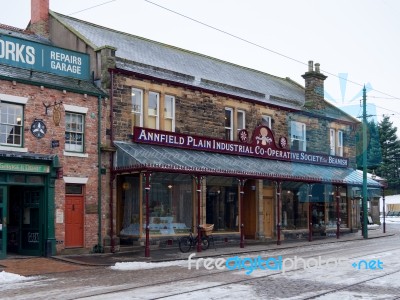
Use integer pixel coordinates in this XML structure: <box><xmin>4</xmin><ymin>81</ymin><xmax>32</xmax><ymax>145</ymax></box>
<box><xmin>1</xmin><ymin>225</ymin><xmax>399</xmax><ymax>299</ymax></box>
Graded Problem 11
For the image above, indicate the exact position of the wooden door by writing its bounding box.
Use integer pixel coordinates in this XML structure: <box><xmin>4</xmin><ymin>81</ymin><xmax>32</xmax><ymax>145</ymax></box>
<box><xmin>65</xmin><ymin>195</ymin><xmax>84</xmax><ymax>247</ymax></box>
<box><xmin>243</xmin><ymin>181</ymin><xmax>256</xmax><ymax>239</ymax></box>
<box><xmin>263</xmin><ymin>197</ymin><xmax>274</xmax><ymax>238</ymax></box>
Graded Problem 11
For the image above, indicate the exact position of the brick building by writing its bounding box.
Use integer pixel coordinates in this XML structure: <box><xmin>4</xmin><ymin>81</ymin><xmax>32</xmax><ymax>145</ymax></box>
<box><xmin>0</xmin><ymin>22</ymin><xmax>106</xmax><ymax>258</ymax></box>
<box><xmin>23</xmin><ymin>0</ymin><xmax>382</xmax><ymax>255</ymax></box>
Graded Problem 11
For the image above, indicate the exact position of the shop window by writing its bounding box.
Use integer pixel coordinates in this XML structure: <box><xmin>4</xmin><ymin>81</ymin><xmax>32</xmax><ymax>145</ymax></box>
<box><xmin>164</xmin><ymin>95</ymin><xmax>175</xmax><ymax>131</ymax></box>
<box><xmin>281</xmin><ymin>185</ymin><xmax>308</xmax><ymax>230</ymax></box>
<box><xmin>132</xmin><ymin>88</ymin><xmax>143</xmax><ymax>128</ymax></box>
<box><xmin>0</xmin><ymin>102</ymin><xmax>23</xmax><ymax>147</ymax></box>
<box><xmin>119</xmin><ymin>173</ymin><xmax>193</xmax><ymax>237</ymax></box>
<box><xmin>225</xmin><ymin>108</ymin><xmax>233</xmax><ymax>140</ymax></box>
<box><xmin>206</xmin><ymin>176</ymin><xmax>239</xmax><ymax>232</ymax></box>
<box><xmin>290</xmin><ymin>121</ymin><xmax>306</xmax><ymax>151</ymax></box>
<box><xmin>261</xmin><ymin>115</ymin><xmax>271</xmax><ymax>128</ymax></box>
<box><xmin>65</xmin><ymin>112</ymin><xmax>84</xmax><ymax>153</ymax></box>
<box><xmin>148</xmin><ymin>91</ymin><xmax>159</xmax><ymax>129</ymax></box>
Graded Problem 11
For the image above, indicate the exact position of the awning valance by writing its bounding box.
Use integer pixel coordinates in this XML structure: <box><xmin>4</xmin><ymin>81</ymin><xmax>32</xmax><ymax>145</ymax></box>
<box><xmin>114</xmin><ymin>141</ymin><xmax>381</xmax><ymax>188</ymax></box>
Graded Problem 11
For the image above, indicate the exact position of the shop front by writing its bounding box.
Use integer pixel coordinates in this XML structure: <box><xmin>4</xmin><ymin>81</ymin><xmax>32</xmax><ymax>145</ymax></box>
<box><xmin>0</xmin><ymin>156</ymin><xmax>59</xmax><ymax>258</ymax></box>
<box><xmin>112</xmin><ymin>126</ymin><xmax>382</xmax><ymax>252</ymax></box>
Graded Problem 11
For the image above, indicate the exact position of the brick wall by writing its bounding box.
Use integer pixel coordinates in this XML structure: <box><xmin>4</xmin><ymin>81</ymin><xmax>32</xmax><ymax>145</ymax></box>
<box><xmin>0</xmin><ymin>79</ymin><xmax>108</xmax><ymax>253</ymax></box>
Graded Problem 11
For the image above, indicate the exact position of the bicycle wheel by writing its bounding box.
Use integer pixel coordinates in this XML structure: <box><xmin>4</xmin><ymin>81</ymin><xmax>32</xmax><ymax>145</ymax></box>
<box><xmin>179</xmin><ymin>236</ymin><xmax>192</xmax><ymax>253</ymax></box>
<box><xmin>201</xmin><ymin>236</ymin><xmax>210</xmax><ymax>250</ymax></box>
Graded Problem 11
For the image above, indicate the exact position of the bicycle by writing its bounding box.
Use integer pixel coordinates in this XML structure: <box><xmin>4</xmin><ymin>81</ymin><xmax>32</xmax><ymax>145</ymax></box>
<box><xmin>178</xmin><ymin>225</ymin><xmax>212</xmax><ymax>253</ymax></box>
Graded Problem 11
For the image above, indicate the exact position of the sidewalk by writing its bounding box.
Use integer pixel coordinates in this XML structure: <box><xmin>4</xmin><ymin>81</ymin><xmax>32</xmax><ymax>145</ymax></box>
<box><xmin>0</xmin><ymin>229</ymin><xmax>395</xmax><ymax>276</ymax></box>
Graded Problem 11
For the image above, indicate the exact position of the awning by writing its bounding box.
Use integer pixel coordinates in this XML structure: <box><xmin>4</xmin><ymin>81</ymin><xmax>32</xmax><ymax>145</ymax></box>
<box><xmin>114</xmin><ymin>141</ymin><xmax>382</xmax><ymax>187</ymax></box>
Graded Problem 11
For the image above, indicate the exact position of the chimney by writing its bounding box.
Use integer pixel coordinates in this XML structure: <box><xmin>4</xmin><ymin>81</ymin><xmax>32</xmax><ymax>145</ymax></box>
<box><xmin>29</xmin><ymin>0</ymin><xmax>49</xmax><ymax>37</ymax></box>
<box><xmin>302</xmin><ymin>60</ymin><xmax>327</xmax><ymax>110</ymax></box>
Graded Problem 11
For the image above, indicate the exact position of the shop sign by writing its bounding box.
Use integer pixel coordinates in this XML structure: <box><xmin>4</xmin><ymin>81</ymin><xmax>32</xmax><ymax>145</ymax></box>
<box><xmin>0</xmin><ymin>35</ymin><xmax>90</xmax><ymax>80</ymax></box>
<box><xmin>0</xmin><ymin>162</ymin><xmax>50</xmax><ymax>173</ymax></box>
<box><xmin>133</xmin><ymin>126</ymin><xmax>349</xmax><ymax>168</ymax></box>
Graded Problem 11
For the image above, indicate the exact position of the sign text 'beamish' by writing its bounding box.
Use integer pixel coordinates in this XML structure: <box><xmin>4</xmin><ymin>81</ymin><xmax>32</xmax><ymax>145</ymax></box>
<box><xmin>0</xmin><ymin>35</ymin><xmax>90</xmax><ymax>80</ymax></box>
<box><xmin>133</xmin><ymin>127</ymin><xmax>349</xmax><ymax>168</ymax></box>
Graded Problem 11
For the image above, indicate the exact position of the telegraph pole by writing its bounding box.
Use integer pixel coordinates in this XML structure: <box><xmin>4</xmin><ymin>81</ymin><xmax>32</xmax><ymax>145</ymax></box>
<box><xmin>362</xmin><ymin>86</ymin><xmax>368</xmax><ymax>238</ymax></box>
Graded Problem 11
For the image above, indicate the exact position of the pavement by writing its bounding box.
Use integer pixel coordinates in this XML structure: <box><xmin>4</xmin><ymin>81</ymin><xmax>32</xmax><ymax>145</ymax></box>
<box><xmin>0</xmin><ymin>228</ymin><xmax>395</xmax><ymax>276</ymax></box>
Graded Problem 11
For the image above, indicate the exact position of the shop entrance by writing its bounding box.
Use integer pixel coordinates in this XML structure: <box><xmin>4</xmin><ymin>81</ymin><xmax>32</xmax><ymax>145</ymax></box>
<box><xmin>0</xmin><ymin>186</ymin><xmax>7</xmax><ymax>259</ymax></box>
<box><xmin>7</xmin><ymin>186</ymin><xmax>43</xmax><ymax>256</ymax></box>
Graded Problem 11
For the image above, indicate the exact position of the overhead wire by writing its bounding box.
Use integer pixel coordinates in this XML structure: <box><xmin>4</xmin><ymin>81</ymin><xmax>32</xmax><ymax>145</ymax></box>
<box><xmin>143</xmin><ymin>0</ymin><xmax>400</xmax><ymax>102</ymax></box>
<box><xmin>66</xmin><ymin>1</ymin><xmax>400</xmax><ymax>106</ymax></box>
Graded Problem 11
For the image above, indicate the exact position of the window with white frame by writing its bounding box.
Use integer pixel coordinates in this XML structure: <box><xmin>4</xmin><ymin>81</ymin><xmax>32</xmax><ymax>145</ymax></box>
<box><xmin>65</xmin><ymin>112</ymin><xmax>84</xmax><ymax>152</ymax></box>
<box><xmin>237</xmin><ymin>110</ymin><xmax>245</xmax><ymax>133</ymax></box>
<box><xmin>290</xmin><ymin>121</ymin><xmax>306</xmax><ymax>151</ymax></box>
<box><xmin>337</xmin><ymin>130</ymin><xmax>343</xmax><ymax>156</ymax></box>
<box><xmin>261</xmin><ymin>115</ymin><xmax>272</xmax><ymax>128</ymax></box>
<box><xmin>225</xmin><ymin>108</ymin><xmax>233</xmax><ymax>140</ymax></box>
<box><xmin>148</xmin><ymin>91</ymin><xmax>159</xmax><ymax>129</ymax></box>
<box><xmin>164</xmin><ymin>95</ymin><xmax>175</xmax><ymax>131</ymax></box>
<box><xmin>132</xmin><ymin>88</ymin><xmax>143</xmax><ymax>128</ymax></box>
<box><xmin>330</xmin><ymin>129</ymin><xmax>344</xmax><ymax>157</ymax></box>
<box><xmin>330</xmin><ymin>129</ymin><xmax>336</xmax><ymax>155</ymax></box>
<box><xmin>0</xmin><ymin>102</ymin><xmax>23</xmax><ymax>146</ymax></box>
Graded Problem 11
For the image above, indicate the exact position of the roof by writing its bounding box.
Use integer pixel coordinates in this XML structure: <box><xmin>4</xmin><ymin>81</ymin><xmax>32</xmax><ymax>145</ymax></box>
<box><xmin>0</xmin><ymin>63</ymin><xmax>105</xmax><ymax>97</ymax></box>
<box><xmin>51</xmin><ymin>11</ymin><xmax>305</xmax><ymax>109</ymax></box>
<box><xmin>0</xmin><ymin>27</ymin><xmax>106</xmax><ymax>97</ymax></box>
<box><xmin>114</xmin><ymin>141</ymin><xmax>382</xmax><ymax>188</ymax></box>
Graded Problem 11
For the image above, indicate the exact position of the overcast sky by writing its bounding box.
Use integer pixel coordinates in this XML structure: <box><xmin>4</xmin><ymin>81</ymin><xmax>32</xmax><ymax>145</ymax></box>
<box><xmin>2</xmin><ymin>0</ymin><xmax>400</xmax><ymax>130</ymax></box>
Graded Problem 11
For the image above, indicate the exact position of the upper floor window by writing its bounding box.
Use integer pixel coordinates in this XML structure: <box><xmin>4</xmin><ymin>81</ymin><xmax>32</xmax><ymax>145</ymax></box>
<box><xmin>330</xmin><ymin>129</ymin><xmax>344</xmax><ymax>157</ymax></box>
<box><xmin>148</xmin><ymin>91</ymin><xmax>159</xmax><ymax>130</ymax></box>
<box><xmin>330</xmin><ymin>129</ymin><xmax>336</xmax><ymax>155</ymax></box>
<box><xmin>290</xmin><ymin>121</ymin><xmax>306</xmax><ymax>151</ymax></box>
<box><xmin>164</xmin><ymin>95</ymin><xmax>175</xmax><ymax>131</ymax></box>
<box><xmin>261</xmin><ymin>115</ymin><xmax>272</xmax><ymax>128</ymax></box>
<box><xmin>0</xmin><ymin>102</ymin><xmax>23</xmax><ymax>147</ymax></box>
<box><xmin>65</xmin><ymin>112</ymin><xmax>84</xmax><ymax>152</ymax></box>
<box><xmin>132</xmin><ymin>88</ymin><xmax>143</xmax><ymax>128</ymax></box>
<box><xmin>225</xmin><ymin>108</ymin><xmax>233</xmax><ymax>140</ymax></box>
<box><xmin>237</xmin><ymin>110</ymin><xmax>245</xmax><ymax>132</ymax></box>
<box><xmin>337</xmin><ymin>131</ymin><xmax>343</xmax><ymax>156</ymax></box>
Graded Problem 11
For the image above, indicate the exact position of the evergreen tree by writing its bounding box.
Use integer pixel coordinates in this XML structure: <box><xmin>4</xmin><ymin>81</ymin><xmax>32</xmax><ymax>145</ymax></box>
<box><xmin>377</xmin><ymin>116</ymin><xmax>400</xmax><ymax>192</ymax></box>
<box><xmin>355</xmin><ymin>119</ymin><xmax>382</xmax><ymax>169</ymax></box>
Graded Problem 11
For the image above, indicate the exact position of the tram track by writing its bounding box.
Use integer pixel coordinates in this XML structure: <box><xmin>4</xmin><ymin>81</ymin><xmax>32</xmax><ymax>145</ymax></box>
<box><xmin>71</xmin><ymin>240</ymin><xmax>400</xmax><ymax>300</ymax></box>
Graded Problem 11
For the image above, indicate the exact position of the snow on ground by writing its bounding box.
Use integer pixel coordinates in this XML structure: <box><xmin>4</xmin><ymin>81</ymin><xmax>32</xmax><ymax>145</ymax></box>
<box><xmin>0</xmin><ymin>271</ymin><xmax>32</xmax><ymax>284</ymax></box>
<box><xmin>110</xmin><ymin>260</ymin><xmax>188</xmax><ymax>271</ymax></box>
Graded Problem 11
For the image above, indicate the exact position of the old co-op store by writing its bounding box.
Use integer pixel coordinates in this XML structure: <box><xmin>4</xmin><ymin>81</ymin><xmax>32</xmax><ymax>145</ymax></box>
<box><xmin>0</xmin><ymin>27</ymin><xmax>105</xmax><ymax>259</ymax></box>
<box><xmin>114</xmin><ymin>125</ymin><xmax>381</xmax><ymax>253</ymax></box>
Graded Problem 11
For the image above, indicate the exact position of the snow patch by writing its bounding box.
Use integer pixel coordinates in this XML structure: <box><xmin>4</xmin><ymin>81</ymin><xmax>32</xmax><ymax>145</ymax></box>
<box><xmin>110</xmin><ymin>260</ymin><xmax>187</xmax><ymax>271</ymax></box>
<box><xmin>0</xmin><ymin>271</ymin><xmax>31</xmax><ymax>284</ymax></box>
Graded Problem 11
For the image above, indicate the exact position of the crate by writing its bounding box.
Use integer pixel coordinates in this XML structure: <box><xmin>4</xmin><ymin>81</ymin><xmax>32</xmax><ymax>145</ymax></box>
<box><xmin>200</xmin><ymin>224</ymin><xmax>214</xmax><ymax>236</ymax></box>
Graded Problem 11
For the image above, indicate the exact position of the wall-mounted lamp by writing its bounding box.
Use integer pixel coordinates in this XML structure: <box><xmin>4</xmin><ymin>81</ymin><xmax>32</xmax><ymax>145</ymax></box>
<box><xmin>168</xmin><ymin>184</ymin><xmax>173</xmax><ymax>189</ymax></box>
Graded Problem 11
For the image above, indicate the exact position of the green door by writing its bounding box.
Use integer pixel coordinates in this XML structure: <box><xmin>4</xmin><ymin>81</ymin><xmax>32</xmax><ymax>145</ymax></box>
<box><xmin>0</xmin><ymin>186</ymin><xmax>7</xmax><ymax>259</ymax></box>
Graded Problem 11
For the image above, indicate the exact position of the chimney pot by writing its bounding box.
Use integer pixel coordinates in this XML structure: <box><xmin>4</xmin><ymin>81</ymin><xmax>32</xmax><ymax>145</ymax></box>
<box><xmin>315</xmin><ymin>63</ymin><xmax>320</xmax><ymax>73</ymax></box>
<box><xmin>308</xmin><ymin>61</ymin><xmax>314</xmax><ymax>72</ymax></box>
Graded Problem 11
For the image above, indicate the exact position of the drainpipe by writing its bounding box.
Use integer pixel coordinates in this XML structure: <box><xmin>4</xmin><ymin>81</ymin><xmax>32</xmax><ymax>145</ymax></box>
<box><xmin>97</xmin><ymin>95</ymin><xmax>103</xmax><ymax>251</ymax></box>
<box><xmin>109</xmin><ymin>69</ymin><xmax>115</xmax><ymax>253</ymax></box>
<box><xmin>308</xmin><ymin>184</ymin><xmax>313</xmax><ymax>242</ymax></box>
<box><xmin>336</xmin><ymin>186</ymin><xmax>341</xmax><ymax>239</ymax></box>
<box><xmin>196</xmin><ymin>175</ymin><xmax>202</xmax><ymax>252</ymax></box>
<box><xmin>275</xmin><ymin>181</ymin><xmax>282</xmax><ymax>245</ymax></box>
<box><xmin>239</xmin><ymin>179</ymin><xmax>246</xmax><ymax>248</ymax></box>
